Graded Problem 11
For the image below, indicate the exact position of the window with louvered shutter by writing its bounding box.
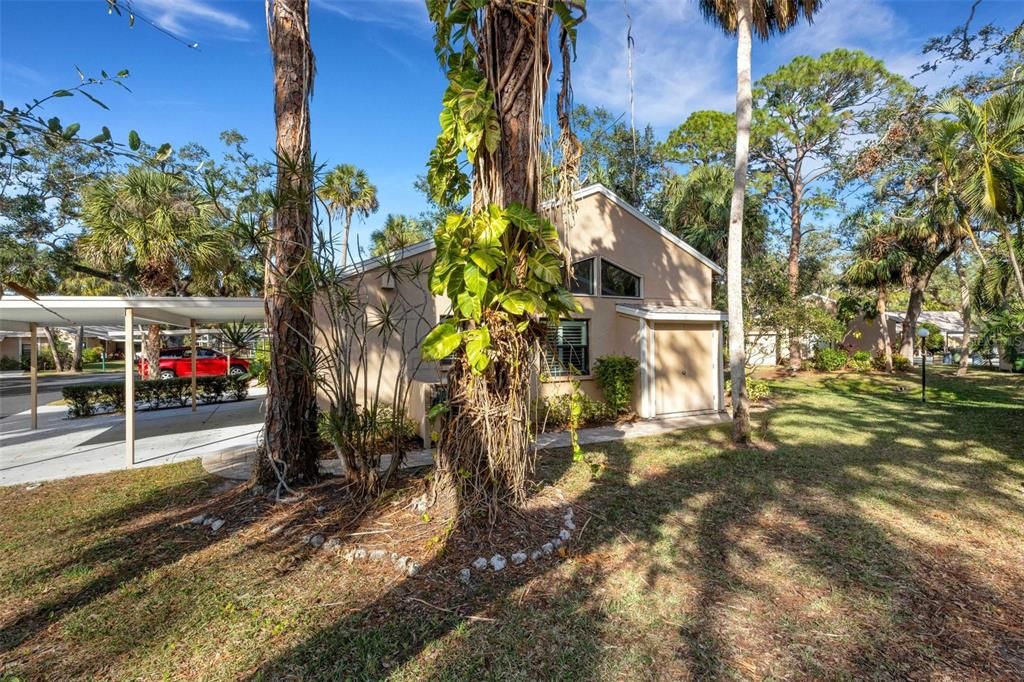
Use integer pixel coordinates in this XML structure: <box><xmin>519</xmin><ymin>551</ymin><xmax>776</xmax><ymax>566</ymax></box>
<box><xmin>544</xmin><ymin>320</ymin><xmax>589</xmax><ymax>376</ymax></box>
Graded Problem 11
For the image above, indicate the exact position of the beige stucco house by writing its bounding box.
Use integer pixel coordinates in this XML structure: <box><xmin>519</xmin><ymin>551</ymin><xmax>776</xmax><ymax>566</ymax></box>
<box><xmin>332</xmin><ymin>184</ymin><xmax>727</xmax><ymax>440</ymax></box>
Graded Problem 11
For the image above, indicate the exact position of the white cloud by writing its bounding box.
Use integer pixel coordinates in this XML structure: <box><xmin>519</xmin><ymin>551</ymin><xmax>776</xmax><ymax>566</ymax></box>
<box><xmin>313</xmin><ymin>0</ymin><xmax>430</xmax><ymax>33</ymax></box>
<box><xmin>574</xmin><ymin>0</ymin><xmax>735</xmax><ymax>130</ymax></box>
<box><xmin>131</xmin><ymin>0</ymin><xmax>251</xmax><ymax>37</ymax></box>
<box><xmin>775</xmin><ymin>0</ymin><xmax>904</xmax><ymax>57</ymax></box>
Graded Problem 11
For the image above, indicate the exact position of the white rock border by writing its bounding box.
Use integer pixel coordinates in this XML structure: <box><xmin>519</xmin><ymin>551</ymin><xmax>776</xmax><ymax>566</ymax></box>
<box><xmin>457</xmin><ymin>506</ymin><xmax>578</xmax><ymax>583</ymax></box>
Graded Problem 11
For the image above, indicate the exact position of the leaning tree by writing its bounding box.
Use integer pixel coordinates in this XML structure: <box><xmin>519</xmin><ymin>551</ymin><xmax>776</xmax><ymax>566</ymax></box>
<box><xmin>421</xmin><ymin>0</ymin><xmax>586</xmax><ymax>522</ymax></box>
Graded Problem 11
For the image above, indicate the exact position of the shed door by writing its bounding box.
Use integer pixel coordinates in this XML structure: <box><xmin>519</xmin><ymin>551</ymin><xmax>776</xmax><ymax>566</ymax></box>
<box><xmin>653</xmin><ymin>322</ymin><xmax>715</xmax><ymax>415</ymax></box>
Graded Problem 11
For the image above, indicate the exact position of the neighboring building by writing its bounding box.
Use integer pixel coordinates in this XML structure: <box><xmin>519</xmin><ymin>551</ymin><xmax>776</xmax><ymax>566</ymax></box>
<box><xmin>0</xmin><ymin>327</ymin><xmax>125</xmax><ymax>366</ymax></box>
<box><xmin>845</xmin><ymin>311</ymin><xmax>970</xmax><ymax>355</ymax></box>
<box><xmin>333</xmin><ymin>184</ymin><xmax>728</xmax><ymax>440</ymax></box>
<box><xmin>744</xmin><ymin>294</ymin><xmax>837</xmax><ymax>367</ymax></box>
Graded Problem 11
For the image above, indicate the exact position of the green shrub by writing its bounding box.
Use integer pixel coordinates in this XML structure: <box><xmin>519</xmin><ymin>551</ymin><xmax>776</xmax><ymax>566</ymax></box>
<box><xmin>535</xmin><ymin>392</ymin><xmax>615</xmax><ymax>431</ymax></box>
<box><xmin>849</xmin><ymin>351</ymin><xmax>873</xmax><ymax>372</ymax></box>
<box><xmin>82</xmin><ymin>347</ymin><xmax>104</xmax><ymax>364</ymax></box>
<box><xmin>724</xmin><ymin>378</ymin><xmax>772</xmax><ymax>403</ymax></box>
<box><xmin>891</xmin><ymin>354</ymin><xmax>912</xmax><ymax>371</ymax></box>
<box><xmin>0</xmin><ymin>356</ymin><xmax>21</xmax><ymax>370</ymax></box>
<box><xmin>813</xmin><ymin>347</ymin><xmax>849</xmax><ymax>372</ymax></box>
<box><xmin>593</xmin><ymin>354</ymin><xmax>639</xmax><ymax>415</ymax></box>
<box><xmin>61</xmin><ymin>375</ymin><xmax>249</xmax><ymax>418</ymax></box>
<box><xmin>872</xmin><ymin>353</ymin><xmax>912</xmax><ymax>371</ymax></box>
<box><xmin>250</xmin><ymin>344</ymin><xmax>270</xmax><ymax>385</ymax></box>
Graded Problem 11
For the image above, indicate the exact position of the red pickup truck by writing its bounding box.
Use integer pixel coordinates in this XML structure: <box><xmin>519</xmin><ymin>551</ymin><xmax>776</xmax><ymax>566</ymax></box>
<box><xmin>138</xmin><ymin>347</ymin><xmax>250</xmax><ymax>380</ymax></box>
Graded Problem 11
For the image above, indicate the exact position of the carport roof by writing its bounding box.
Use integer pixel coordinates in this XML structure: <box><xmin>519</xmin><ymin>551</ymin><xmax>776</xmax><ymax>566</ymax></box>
<box><xmin>0</xmin><ymin>295</ymin><xmax>264</xmax><ymax>332</ymax></box>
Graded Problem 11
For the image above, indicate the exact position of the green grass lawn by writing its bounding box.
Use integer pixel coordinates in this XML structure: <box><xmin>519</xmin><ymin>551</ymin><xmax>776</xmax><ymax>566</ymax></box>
<box><xmin>80</xmin><ymin>360</ymin><xmax>125</xmax><ymax>373</ymax></box>
<box><xmin>1</xmin><ymin>367</ymin><xmax>1021</xmax><ymax>680</ymax></box>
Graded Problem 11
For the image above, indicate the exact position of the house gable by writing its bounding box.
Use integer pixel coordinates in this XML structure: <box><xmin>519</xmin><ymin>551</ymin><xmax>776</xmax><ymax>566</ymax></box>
<box><xmin>559</xmin><ymin>186</ymin><xmax>716</xmax><ymax>308</ymax></box>
<box><xmin>348</xmin><ymin>183</ymin><xmax>718</xmax><ymax>309</ymax></box>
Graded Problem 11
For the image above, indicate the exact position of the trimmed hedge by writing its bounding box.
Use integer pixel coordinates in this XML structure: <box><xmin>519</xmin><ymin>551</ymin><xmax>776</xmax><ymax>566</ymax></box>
<box><xmin>62</xmin><ymin>375</ymin><xmax>250</xmax><ymax>418</ymax></box>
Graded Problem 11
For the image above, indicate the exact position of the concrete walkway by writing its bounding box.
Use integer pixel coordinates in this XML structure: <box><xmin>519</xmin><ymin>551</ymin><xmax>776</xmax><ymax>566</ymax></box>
<box><xmin>204</xmin><ymin>410</ymin><xmax>731</xmax><ymax>481</ymax></box>
<box><xmin>0</xmin><ymin>388</ymin><xmax>265</xmax><ymax>486</ymax></box>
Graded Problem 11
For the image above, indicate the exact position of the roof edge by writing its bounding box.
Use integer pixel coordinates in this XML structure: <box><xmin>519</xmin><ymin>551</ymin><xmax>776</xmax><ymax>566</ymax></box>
<box><xmin>616</xmin><ymin>304</ymin><xmax>728</xmax><ymax>322</ymax></box>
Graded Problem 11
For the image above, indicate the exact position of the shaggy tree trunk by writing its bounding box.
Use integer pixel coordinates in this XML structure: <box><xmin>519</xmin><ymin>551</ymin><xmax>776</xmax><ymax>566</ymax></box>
<box><xmin>955</xmin><ymin>250</ymin><xmax>972</xmax><ymax>376</ymax></box>
<box><xmin>726</xmin><ymin>0</ymin><xmax>753</xmax><ymax>443</ymax></box>
<box><xmin>71</xmin><ymin>326</ymin><xmax>84</xmax><ymax>372</ymax></box>
<box><xmin>145</xmin><ymin>324</ymin><xmax>162</xmax><ymax>379</ymax></box>
<box><xmin>786</xmin><ymin>180</ymin><xmax>804</xmax><ymax>371</ymax></box>
<box><xmin>42</xmin><ymin>326</ymin><xmax>64</xmax><ymax>372</ymax></box>
<box><xmin>255</xmin><ymin>0</ymin><xmax>321</xmax><ymax>488</ymax></box>
<box><xmin>877</xmin><ymin>285</ymin><xmax>893</xmax><ymax>373</ymax></box>
<box><xmin>435</xmin><ymin>2</ymin><xmax>555</xmax><ymax>519</ymax></box>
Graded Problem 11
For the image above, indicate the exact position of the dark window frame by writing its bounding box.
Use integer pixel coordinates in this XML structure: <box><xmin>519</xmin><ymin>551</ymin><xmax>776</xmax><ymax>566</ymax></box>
<box><xmin>564</xmin><ymin>257</ymin><xmax>595</xmax><ymax>296</ymax></box>
<box><xmin>599</xmin><ymin>258</ymin><xmax>642</xmax><ymax>298</ymax></box>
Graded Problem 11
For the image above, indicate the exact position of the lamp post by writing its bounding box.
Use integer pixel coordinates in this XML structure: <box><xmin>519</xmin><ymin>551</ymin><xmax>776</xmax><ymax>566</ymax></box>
<box><xmin>917</xmin><ymin>326</ymin><xmax>930</xmax><ymax>403</ymax></box>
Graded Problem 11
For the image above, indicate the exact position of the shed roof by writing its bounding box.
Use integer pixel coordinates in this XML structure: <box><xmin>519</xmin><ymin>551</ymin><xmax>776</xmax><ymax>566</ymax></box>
<box><xmin>616</xmin><ymin>304</ymin><xmax>727</xmax><ymax>322</ymax></box>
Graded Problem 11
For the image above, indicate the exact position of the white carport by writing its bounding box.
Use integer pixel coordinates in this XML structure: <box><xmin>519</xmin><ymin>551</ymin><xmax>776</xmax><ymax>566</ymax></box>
<box><xmin>0</xmin><ymin>295</ymin><xmax>264</xmax><ymax>467</ymax></box>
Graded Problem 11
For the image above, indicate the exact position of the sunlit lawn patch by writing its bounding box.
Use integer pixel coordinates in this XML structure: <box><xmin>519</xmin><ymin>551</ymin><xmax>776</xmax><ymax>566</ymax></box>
<box><xmin>0</xmin><ymin>367</ymin><xmax>1021</xmax><ymax>679</ymax></box>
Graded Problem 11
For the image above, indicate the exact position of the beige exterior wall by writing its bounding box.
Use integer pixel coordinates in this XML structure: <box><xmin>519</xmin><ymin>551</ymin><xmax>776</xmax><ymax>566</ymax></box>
<box><xmin>0</xmin><ymin>336</ymin><xmax>23</xmax><ymax>361</ymax></box>
<box><xmin>317</xmin><ymin>187</ymin><xmax>723</xmax><ymax>436</ymax></box>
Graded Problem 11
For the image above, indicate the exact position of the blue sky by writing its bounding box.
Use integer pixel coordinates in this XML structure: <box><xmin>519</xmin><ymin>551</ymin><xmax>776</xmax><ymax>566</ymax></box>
<box><xmin>2</xmin><ymin>0</ymin><xmax>1020</xmax><ymax>249</ymax></box>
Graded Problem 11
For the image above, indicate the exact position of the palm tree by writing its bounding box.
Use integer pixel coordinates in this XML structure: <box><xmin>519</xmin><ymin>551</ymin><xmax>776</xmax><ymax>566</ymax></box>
<box><xmin>257</xmin><ymin>0</ymin><xmax>320</xmax><ymax>487</ymax></box>
<box><xmin>697</xmin><ymin>0</ymin><xmax>823</xmax><ymax>443</ymax></box>
<box><xmin>80</xmin><ymin>168</ymin><xmax>223</xmax><ymax>377</ymax></box>
<box><xmin>666</xmin><ymin>163</ymin><xmax>767</xmax><ymax>266</ymax></box>
<box><xmin>936</xmin><ymin>92</ymin><xmax>1024</xmax><ymax>298</ymax></box>
<box><xmin>370</xmin><ymin>214</ymin><xmax>430</xmax><ymax>257</ymax></box>
<box><xmin>319</xmin><ymin>164</ymin><xmax>379</xmax><ymax>267</ymax></box>
<box><xmin>844</xmin><ymin>221</ymin><xmax>907</xmax><ymax>373</ymax></box>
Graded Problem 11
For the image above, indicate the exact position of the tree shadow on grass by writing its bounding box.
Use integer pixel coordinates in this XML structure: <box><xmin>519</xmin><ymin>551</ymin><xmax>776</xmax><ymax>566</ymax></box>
<box><xmin>244</xmin><ymin>380</ymin><xmax>1024</xmax><ymax>680</ymax></box>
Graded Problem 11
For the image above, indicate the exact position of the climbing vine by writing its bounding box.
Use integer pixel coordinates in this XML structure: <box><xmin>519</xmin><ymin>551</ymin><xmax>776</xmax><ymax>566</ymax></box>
<box><xmin>422</xmin><ymin>0</ymin><xmax>586</xmax><ymax>521</ymax></box>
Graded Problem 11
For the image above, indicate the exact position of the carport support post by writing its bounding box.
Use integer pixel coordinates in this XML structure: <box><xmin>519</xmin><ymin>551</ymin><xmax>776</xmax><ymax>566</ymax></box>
<box><xmin>125</xmin><ymin>308</ymin><xmax>135</xmax><ymax>467</ymax></box>
<box><xmin>29</xmin><ymin>322</ymin><xmax>38</xmax><ymax>430</ymax></box>
<box><xmin>190</xmin><ymin>319</ymin><xmax>197</xmax><ymax>412</ymax></box>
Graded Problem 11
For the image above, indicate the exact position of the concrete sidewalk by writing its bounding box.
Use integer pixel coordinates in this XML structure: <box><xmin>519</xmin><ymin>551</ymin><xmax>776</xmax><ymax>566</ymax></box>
<box><xmin>203</xmin><ymin>410</ymin><xmax>731</xmax><ymax>481</ymax></box>
<box><xmin>0</xmin><ymin>387</ymin><xmax>265</xmax><ymax>486</ymax></box>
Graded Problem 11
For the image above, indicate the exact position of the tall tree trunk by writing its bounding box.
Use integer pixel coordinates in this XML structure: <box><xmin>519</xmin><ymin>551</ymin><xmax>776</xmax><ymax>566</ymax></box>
<box><xmin>255</xmin><ymin>0</ymin><xmax>320</xmax><ymax>488</ymax></box>
<box><xmin>71</xmin><ymin>325</ymin><xmax>84</xmax><ymax>372</ymax></box>
<box><xmin>145</xmin><ymin>324</ymin><xmax>162</xmax><ymax>379</ymax></box>
<box><xmin>726</xmin><ymin>0</ymin><xmax>753</xmax><ymax>444</ymax></box>
<box><xmin>900</xmin><ymin>276</ymin><xmax>927</xmax><ymax>362</ymax></box>
<box><xmin>435</xmin><ymin>2</ymin><xmax>555</xmax><ymax>518</ymax></box>
<box><xmin>999</xmin><ymin>223</ymin><xmax>1024</xmax><ymax>298</ymax></box>
<box><xmin>954</xmin><ymin>249</ymin><xmax>972</xmax><ymax>376</ymax></box>
<box><xmin>42</xmin><ymin>326</ymin><xmax>64</xmax><ymax>372</ymax></box>
<box><xmin>340</xmin><ymin>211</ymin><xmax>352</xmax><ymax>268</ymax></box>
<box><xmin>786</xmin><ymin>182</ymin><xmax>803</xmax><ymax>371</ymax></box>
<box><xmin>877</xmin><ymin>285</ymin><xmax>893</xmax><ymax>373</ymax></box>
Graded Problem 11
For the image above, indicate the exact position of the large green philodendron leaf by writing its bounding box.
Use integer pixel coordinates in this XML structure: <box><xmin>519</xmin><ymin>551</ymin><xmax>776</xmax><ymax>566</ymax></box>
<box><xmin>421</xmin><ymin>322</ymin><xmax>462</xmax><ymax>360</ymax></box>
